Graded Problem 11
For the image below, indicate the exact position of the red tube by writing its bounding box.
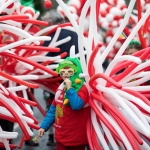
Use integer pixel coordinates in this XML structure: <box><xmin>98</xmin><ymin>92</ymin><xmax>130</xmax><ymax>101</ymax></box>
<box><xmin>0</xmin><ymin>52</ymin><xmax>58</xmax><ymax>76</ymax></box>
<box><xmin>27</xmin><ymin>89</ymin><xmax>46</xmax><ymax>116</ymax></box>
<box><xmin>45</xmin><ymin>23</ymin><xmax>72</xmax><ymax>36</ymax></box>
<box><xmin>22</xmin><ymin>52</ymin><xmax>67</xmax><ymax>75</ymax></box>
<box><xmin>110</xmin><ymin>109</ymin><xmax>140</xmax><ymax>150</ymax></box>
<box><xmin>0</xmin><ymin>15</ymin><xmax>28</xmax><ymax>21</ymax></box>
<box><xmin>17</xmin><ymin>96</ymin><xmax>37</xmax><ymax>106</ymax></box>
<box><xmin>96</xmin><ymin>0</ymin><xmax>101</xmax><ymax>23</ymax></box>
<box><xmin>7</xmin><ymin>90</ymin><xmax>38</xmax><ymax>124</ymax></box>
<box><xmin>0</xmin><ymin>44</ymin><xmax>60</xmax><ymax>52</ymax></box>
<box><xmin>14</xmin><ymin>19</ymin><xmax>48</xmax><ymax>26</ymax></box>
<box><xmin>22</xmin><ymin>60</ymin><xmax>53</xmax><ymax>75</ymax></box>
<box><xmin>0</xmin><ymin>71</ymin><xmax>38</xmax><ymax>88</ymax></box>
<box><xmin>143</xmin><ymin>16</ymin><xmax>150</xmax><ymax>34</ymax></box>
<box><xmin>111</xmin><ymin>48</ymin><xmax>150</xmax><ymax>84</ymax></box>
<box><xmin>89</xmin><ymin>95</ymin><xmax>122</xmax><ymax>142</ymax></box>
<box><xmin>37</xmin><ymin>77</ymin><xmax>62</xmax><ymax>82</ymax></box>
<box><xmin>136</xmin><ymin>0</ymin><xmax>147</xmax><ymax>48</ymax></box>
<box><xmin>122</xmin><ymin>88</ymin><xmax>150</xmax><ymax>106</ymax></box>
<box><xmin>18</xmin><ymin>135</ymin><xmax>26</xmax><ymax>149</ymax></box>
<box><xmin>91</xmin><ymin>92</ymin><xmax>143</xmax><ymax>145</ymax></box>
<box><xmin>0</xmin><ymin>143</ymin><xmax>16</xmax><ymax>149</ymax></box>
<box><xmin>0</xmin><ymin>114</ymin><xmax>39</xmax><ymax>130</ymax></box>
<box><xmin>88</xmin><ymin>43</ymin><xmax>102</xmax><ymax>77</ymax></box>
<box><xmin>110</xmin><ymin>48</ymin><xmax>150</xmax><ymax>76</ymax></box>
<box><xmin>0</xmin><ymin>99</ymin><xmax>30</xmax><ymax>140</ymax></box>
<box><xmin>89</xmin><ymin>73</ymin><xmax>122</xmax><ymax>91</ymax></box>
<box><xmin>92</xmin><ymin>125</ymin><xmax>103</xmax><ymax>150</ymax></box>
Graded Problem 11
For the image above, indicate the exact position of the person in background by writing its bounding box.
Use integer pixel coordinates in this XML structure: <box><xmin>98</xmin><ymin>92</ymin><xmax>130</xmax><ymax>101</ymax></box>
<box><xmin>116</xmin><ymin>40</ymin><xmax>142</xmax><ymax>75</ymax></box>
<box><xmin>126</xmin><ymin>40</ymin><xmax>142</xmax><ymax>55</ymax></box>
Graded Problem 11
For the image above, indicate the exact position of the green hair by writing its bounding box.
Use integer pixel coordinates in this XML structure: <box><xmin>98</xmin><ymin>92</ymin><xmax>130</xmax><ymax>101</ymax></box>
<box><xmin>129</xmin><ymin>40</ymin><xmax>141</xmax><ymax>46</ymax></box>
<box><xmin>20</xmin><ymin>0</ymin><xmax>37</xmax><ymax>11</ymax></box>
<box><xmin>126</xmin><ymin>40</ymin><xmax>142</xmax><ymax>51</ymax></box>
<box><xmin>56</xmin><ymin>60</ymin><xmax>78</xmax><ymax>73</ymax></box>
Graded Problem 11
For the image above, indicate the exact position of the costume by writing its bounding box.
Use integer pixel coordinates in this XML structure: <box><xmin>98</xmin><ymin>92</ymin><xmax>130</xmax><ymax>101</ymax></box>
<box><xmin>40</xmin><ymin>57</ymin><xmax>90</xmax><ymax>148</ymax></box>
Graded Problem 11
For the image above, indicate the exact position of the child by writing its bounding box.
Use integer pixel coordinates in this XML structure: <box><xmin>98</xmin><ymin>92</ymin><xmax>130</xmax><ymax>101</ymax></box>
<box><xmin>38</xmin><ymin>57</ymin><xmax>90</xmax><ymax>150</ymax></box>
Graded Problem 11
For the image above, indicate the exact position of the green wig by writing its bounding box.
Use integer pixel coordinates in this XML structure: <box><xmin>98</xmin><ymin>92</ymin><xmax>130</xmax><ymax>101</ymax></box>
<box><xmin>20</xmin><ymin>0</ymin><xmax>36</xmax><ymax>11</ymax></box>
<box><xmin>129</xmin><ymin>40</ymin><xmax>141</xmax><ymax>46</ymax></box>
<box><xmin>56</xmin><ymin>57</ymin><xmax>85</xmax><ymax>92</ymax></box>
<box><xmin>56</xmin><ymin>57</ymin><xmax>85</xmax><ymax>106</ymax></box>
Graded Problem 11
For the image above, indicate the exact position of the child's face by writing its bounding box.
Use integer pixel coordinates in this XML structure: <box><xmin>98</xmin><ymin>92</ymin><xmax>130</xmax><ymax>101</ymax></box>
<box><xmin>59</xmin><ymin>67</ymin><xmax>74</xmax><ymax>80</ymax></box>
<box><xmin>126</xmin><ymin>48</ymin><xmax>139</xmax><ymax>55</ymax></box>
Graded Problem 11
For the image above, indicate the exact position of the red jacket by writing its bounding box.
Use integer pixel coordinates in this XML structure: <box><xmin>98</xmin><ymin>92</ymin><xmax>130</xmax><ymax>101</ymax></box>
<box><xmin>53</xmin><ymin>85</ymin><xmax>90</xmax><ymax>146</ymax></box>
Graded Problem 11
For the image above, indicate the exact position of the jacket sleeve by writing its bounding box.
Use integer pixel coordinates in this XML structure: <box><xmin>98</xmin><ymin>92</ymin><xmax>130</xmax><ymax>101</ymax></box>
<box><xmin>40</xmin><ymin>104</ymin><xmax>56</xmax><ymax>131</ymax></box>
<box><xmin>66</xmin><ymin>85</ymin><xmax>88</xmax><ymax>110</ymax></box>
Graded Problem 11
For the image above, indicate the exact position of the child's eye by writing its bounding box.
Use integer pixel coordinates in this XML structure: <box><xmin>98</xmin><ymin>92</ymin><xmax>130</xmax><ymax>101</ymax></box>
<box><xmin>60</xmin><ymin>71</ymin><xmax>64</xmax><ymax>76</ymax></box>
<box><xmin>68</xmin><ymin>71</ymin><xmax>74</xmax><ymax>75</ymax></box>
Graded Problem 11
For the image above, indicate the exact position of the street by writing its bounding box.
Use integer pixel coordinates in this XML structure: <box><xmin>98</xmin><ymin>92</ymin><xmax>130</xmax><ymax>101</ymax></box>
<box><xmin>13</xmin><ymin>89</ymin><xmax>55</xmax><ymax>150</ymax></box>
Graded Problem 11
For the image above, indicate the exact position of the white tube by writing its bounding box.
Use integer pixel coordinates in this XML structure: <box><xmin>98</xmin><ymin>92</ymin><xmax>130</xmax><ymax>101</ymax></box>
<box><xmin>0</xmin><ymin>127</ymin><xmax>11</xmax><ymax>150</ymax></box>
<box><xmin>91</xmin><ymin>109</ymin><xmax>110</xmax><ymax>150</ymax></box>
<box><xmin>50</xmin><ymin>27</ymin><xmax>61</xmax><ymax>47</ymax></box>
<box><xmin>54</xmin><ymin>36</ymin><xmax>71</xmax><ymax>47</ymax></box>
<box><xmin>144</xmin><ymin>114</ymin><xmax>150</xmax><ymax>123</ymax></box>
<box><xmin>105</xmin><ymin>55</ymin><xmax>142</xmax><ymax>77</ymax></box>
<box><xmin>111</xmin><ymin>88</ymin><xmax>150</xmax><ymax>112</ymax></box>
<box><xmin>0</xmin><ymin>84</ymin><xmax>9</xmax><ymax>95</ymax></box>
<box><xmin>124</xmin><ymin>86</ymin><xmax>150</xmax><ymax>91</ymax></box>
<box><xmin>120</xmin><ymin>60</ymin><xmax>150</xmax><ymax>82</ymax></box>
<box><xmin>5</xmin><ymin>50</ymin><xmax>34</xmax><ymax>70</ymax></box>
<box><xmin>24</xmin><ymin>11</ymin><xmax>40</xmax><ymax>32</ymax></box>
<box><xmin>35</xmin><ymin>74</ymin><xmax>53</xmax><ymax>79</ymax></box>
<box><xmin>96</xmin><ymin>104</ymin><xmax>133</xmax><ymax>150</ymax></box>
<box><xmin>34</xmin><ymin>25</ymin><xmax>57</xmax><ymax>36</ymax></box>
<box><xmin>27</xmin><ymin>55</ymin><xmax>61</xmax><ymax>62</ymax></box>
<box><xmin>22</xmin><ymin>89</ymin><xmax>33</xmax><ymax>115</ymax></box>
<box><xmin>0</xmin><ymin>133</ymin><xmax>18</xmax><ymax>139</ymax></box>
<box><xmin>96</xmin><ymin>85</ymin><xmax>150</xmax><ymax>136</ymax></box>
<box><xmin>122</xmin><ymin>75</ymin><xmax>150</xmax><ymax>87</ymax></box>
<box><xmin>0</xmin><ymin>24</ymin><xmax>34</xmax><ymax>39</ymax></box>
<box><xmin>55</xmin><ymin>0</ymin><xmax>91</xmax><ymax>77</ymax></box>
<box><xmin>0</xmin><ymin>108</ymin><xmax>34</xmax><ymax>124</ymax></box>
<box><xmin>0</xmin><ymin>0</ymin><xmax>15</xmax><ymax>13</ymax></box>
<box><xmin>97</xmin><ymin>100</ymin><xmax>119</xmax><ymax>150</ymax></box>
<box><xmin>70</xmin><ymin>45</ymin><xmax>75</xmax><ymax>58</ymax></box>
<box><xmin>29</xmin><ymin>81</ymin><xmax>55</xmax><ymax>94</ymax></box>
<box><xmin>120</xmin><ymin>72</ymin><xmax>142</xmax><ymax>84</ymax></box>
<box><xmin>125</xmin><ymin>100</ymin><xmax>150</xmax><ymax>130</ymax></box>
<box><xmin>0</xmin><ymin>36</ymin><xmax>51</xmax><ymax>52</ymax></box>
<box><xmin>6</xmin><ymin>86</ymin><xmax>28</xmax><ymax>92</ymax></box>
<box><xmin>78</xmin><ymin>0</ymin><xmax>92</xmax><ymax>63</ymax></box>
<box><xmin>23</xmin><ymin>121</ymin><xmax>34</xmax><ymax>136</ymax></box>
<box><xmin>1</xmin><ymin>20</ymin><xmax>21</xmax><ymax>28</ymax></box>
<box><xmin>100</xmin><ymin>0</ymin><xmax>136</xmax><ymax>64</ymax></box>
<box><xmin>115</xmin><ymin>6</ymin><xmax>150</xmax><ymax>58</ymax></box>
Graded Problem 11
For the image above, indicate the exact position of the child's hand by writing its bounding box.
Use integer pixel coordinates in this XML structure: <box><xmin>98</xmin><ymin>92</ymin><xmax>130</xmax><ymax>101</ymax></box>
<box><xmin>38</xmin><ymin>128</ymin><xmax>45</xmax><ymax>138</ymax></box>
<box><xmin>64</xmin><ymin>78</ymin><xmax>72</xmax><ymax>90</ymax></box>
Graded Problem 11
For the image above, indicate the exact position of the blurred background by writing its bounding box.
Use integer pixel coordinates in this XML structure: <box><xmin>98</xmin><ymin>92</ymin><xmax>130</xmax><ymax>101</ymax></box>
<box><xmin>33</xmin><ymin>0</ymin><xmax>131</xmax><ymax>18</ymax></box>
